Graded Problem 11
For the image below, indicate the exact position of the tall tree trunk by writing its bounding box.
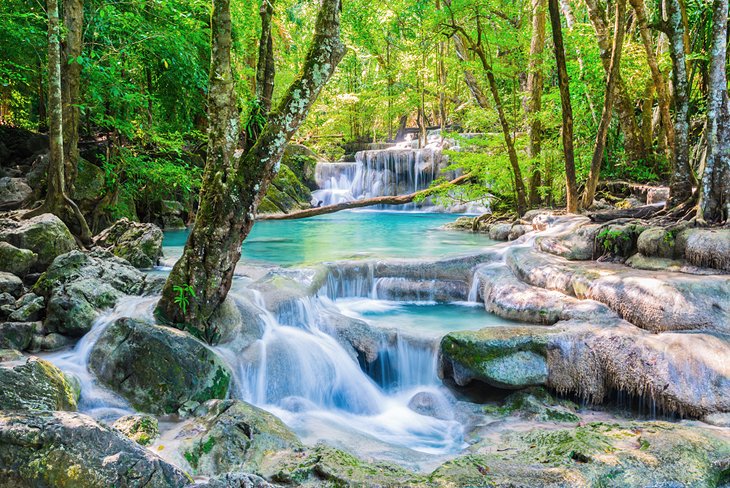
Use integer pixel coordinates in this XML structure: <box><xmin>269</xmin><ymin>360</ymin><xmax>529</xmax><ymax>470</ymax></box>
<box><xmin>664</xmin><ymin>0</ymin><xmax>696</xmax><ymax>206</ymax></box>
<box><xmin>629</xmin><ymin>0</ymin><xmax>673</xmax><ymax>162</ymax></box>
<box><xmin>155</xmin><ymin>0</ymin><xmax>345</xmax><ymax>340</ymax></box>
<box><xmin>582</xmin><ymin>0</ymin><xmax>626</xmax><ymax>208</ymax></box>
<box><xmin>526</xmin><ymin>0</ymin><xmax>546</xmax><ymax>206</ymax></box>
<box><xmin>697</xmin><ymin>0</ymin><xmax>730</xmax><ymax>223</ymax></box>
<box><xmin>61</xmin><ymin>0</ymin><xmax>83</xmax><ymax>193</ymax></box>
<box><xmin>584</xmin><ymin>0</ymin><xmax>647</xmax><ymax>163</ymax></box>
<box><xmin>548</xmin><ymin>0</ymin><xmax>578</xmax><ymax>213</ymax></box>
<box><xmin>256</xmin><ymin>0</ymin><xmax>275</xmax><ymax>112</ymax></box>
<box><xmin>25</xmin><ymin>0</ymin><xmax>91</xmax><ymax>243</ymax></box>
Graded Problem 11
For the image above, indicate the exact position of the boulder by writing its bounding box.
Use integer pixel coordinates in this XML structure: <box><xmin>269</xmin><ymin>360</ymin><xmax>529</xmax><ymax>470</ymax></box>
<box><xmin>191</xmin><ymin>473</ymin><xmax>274</xmax><ymax>488</ymax></box>
<box><xmin>7</xmin><ymin>293</ymin><xmax>44</xmax><ymax>322</ymax></box>
<box><xmin>175</xmin><ymin>399</ymin><xmax>301</xmax><ymax>476</ymax></box>
<box><xmin>0</xmin><ymin>354</ymin><xmax>77</xmax><ymax>411</ymax></box>
<box><xmin>0</xmin><ymin>213</ymin><xmax>78</xmax><ymax>268</ymax></box>
<box><xmin>646</xmin><ymin>186</ymin><xmax>670</xmax><ymax>204</ymax></box>
<box><xmin>34</xmin><ymin>249</ymin><xmax>161</xmax><ymax>337</ymax></box>
<box><xmin>508</xmin><ymin>224</ymin><xmax>531</xmax><ymax>241</ymax></box>
<box><xmin>0</xmin><ymin>242</ymin><xmax>37</xmax><ymax>276</ymax></box>
<box><xmin>484</xmin><ymin>387</ymin><xmax>580</xmax><ymax>423</ymax></box>
<box><xmin>535</xmin><ymin>220</ymin><xmax>599</xmax><ymax>260</ymax></box>
<box><xmin>89</xmin><ymin>318</ymin><xmax>231</xmax><ymax>414</ymax></box>
<box><xmin>160</xmin><ymin>200</ymin><xmax>187</xmax><ymax>230</ymax></box>
<box><xmin>595</xmin><ymin>222</ymin><xmax>646</xmax><ymax>259</ymax></box>
<box><xmin>93</xmin><ymin>218</ymin><xmax>163</xmax><ymax>268</ymax></box>
<box><xmin>0</xmin><ymin>271</ymin><xmax>23</xmax><ymax>297</ymax></box>
<box><xmin>0</xmin><ymin>177</ymin><xmax>32</xmax><ymax>210</ymax></box>
<box><xmin>0</xmin><ymin>322</ymin><xmax>42</xmax><ymax>351</ymax></box>
<box><xmin>112</xmin><ymin>414</ymin><xmax>159</xmax><ymax>446</ymax></box>
<box><xmin>488</xmin><ymin>223</ymin><xmax>512</xmax><ymax>241</ymax></box>
<box><xmin>0</xmin><ymin>411</ymin><xmax>191</xmax><ymax>488</ymax></box>
<box><xmin>676</xmin><ymin>228</ymin><xmax>730</xmax><ymax>271</ymax></box>
<box><xmin>407</xmin><ymin>391</ymin><xmax>453</xmax><ymax>420</ymax></box>
<box><xmin>72</xmin><ymin>159</ymin><xmax>105</xmax><ymax>210</ymax></box>
<box><xmin>636</xmin><ymin>226</ymin><xmax>677</xmax><ymax>258</ymax></box>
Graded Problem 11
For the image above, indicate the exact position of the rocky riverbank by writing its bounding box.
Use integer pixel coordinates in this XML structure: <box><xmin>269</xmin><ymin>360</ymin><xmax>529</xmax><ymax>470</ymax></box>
<box><xmin>0</xmin><ymin>208</ymin><xmax>729</xmax><ymax>487</ymax></box>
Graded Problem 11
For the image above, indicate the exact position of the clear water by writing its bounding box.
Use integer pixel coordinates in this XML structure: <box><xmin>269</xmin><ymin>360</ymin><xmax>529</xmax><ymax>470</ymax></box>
<box><xmin>163</xmin><ymin>210</ymin><xmax>495</xmax><ymax>266</ymax></box>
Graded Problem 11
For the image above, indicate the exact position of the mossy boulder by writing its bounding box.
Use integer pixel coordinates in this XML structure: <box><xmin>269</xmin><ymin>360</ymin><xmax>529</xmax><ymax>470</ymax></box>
<box><xmin>0</xmin><ymin>353</ymin><xmax>77</xmax><ymax>410</ymax></box>
<box><xmin>73</xmin><ymin>159</ymin><xmax>105</xmax><ymax>210</ymax></box>
<box><xmin>0</xmin><ymin>271</ymin><xmax>23</xmax><ymax>298</ymax></box>
<box><xmin>595</xmin><ymin>223</ymin><xmax>646</xmax><ymax>259</ymax></box>
<box><xmin>0</xmin><ymin>242</ymin><xmax>37</xmax><ymax>277</ymax></box>
<box><xmin>33</xmin><ymin>249</ymin><xmax>162</xmax><ymax>337</ymax></box>
<box><xmin>177</xmin><ymin>399</ymin><xmax>302</xmax><ymax>476</ymax></box>
<box><xmin>89</xmin><ymin>318</ymin><xmax>231</xmax><ymax>414</ymax></box>
<box><xmin>0</xmin><ymin>177</ymin><xmax>32</xmax><ymax>210</ymax></box>
<box><xmin>281</xmin><ymin>143</ymin><xmax>321</xmax><ymax>189</ymax></box>
<box><xmin>93</xmin><ymin>218</ymin><xmax>163</xmax><ymax>268</ymax></box>
<box><xmin>0</xmin><ymin>411</ymin><xmax>191</xmax><ymax>488</ymax></box>
<box><xmin>676</xmin><ymin>228</ymin><xmax>730</xmax><ymax>271</ymax></box>
<box><xmin>112</xmin><ymin>414</ymin><xmax>159</xmax><ymax>446</ymax></box>
<box><xmin>636</xmin><ymin>226</ymin><xmax>678</xmax><ymax>259</ymax></box>
<box><xmin>484</xmin><ymin>387</ymin><xmax>580</xmax><ymax>423</ymax></box>
<box><xmin>0</xmin><ymin>213</ymin><xmax>78</xmax><ymax>269</ymax></box>
<box><xmin>262</xmin><ymin>164</ymin><xmax>312</xmax><ymax>214</ymax></box>
<box><xmin>440</xmin><ymin>326</ymin><xmax>553</xmax><ymax>389</ymax></box>
<box><xmin>0</xmin><ymin>322</ymin><xmax>42</xmax><ymax>351</ymax></box>
<box><xmin>190</xmin><ymin>473</ymin><xmax>273</xmax><ymax>488</ymax></box>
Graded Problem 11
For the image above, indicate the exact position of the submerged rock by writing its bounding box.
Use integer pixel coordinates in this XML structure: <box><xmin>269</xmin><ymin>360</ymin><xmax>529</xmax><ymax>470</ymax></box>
<box><xmin>34</xmin><ymin>249</ymin><xmax>162</xmax><ymax>337</ymax></box>
<box><xmin>93</xmin><ymin>218</ymin><xmax>163</xmax><ymax>269</ymax></box>
<box><xmin>0</xmin><ymin>213</ymin><xmax>78</xmax><ymax>269</ymax></box>
<box><xmin>113</xmin><ymin>414</ymin><xmax>159</xmax><ymax>446</ymax></box>
<box><xmin>0</xmin><ymin>353</ymin><xmax>77</xmax><ymax>411</ymax></box>
<box><xmin>89</xmin><ymin>318</ymin><xmax>231</xmax><ymax>414</ymax></box>
<box><xmin>0</xmin><ymin>411</ymin><xmax>191</xmax><ymax>487</ymax></box>
<box><xmin>175</xmin><ymin>399</ymin><xmax>301</xmax><ymax>476</ymax></box>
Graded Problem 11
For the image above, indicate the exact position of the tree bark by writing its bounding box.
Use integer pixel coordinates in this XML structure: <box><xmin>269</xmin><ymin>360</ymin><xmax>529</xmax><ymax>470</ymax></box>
<box><xmin>526</xmin><ymin>0</ymin><xmax>546</xmax><ymax>206</ymax></box>
<box><xmin>548</xmin><ymin>0</ymin><xmax>578</xmax><ymax>213</ymax></box>
<box><xmin>61</xmin><ymin>0</ymin><xmax>83</xmax><ymax>192</ymax></box>
<box><xmin>155</xmin><ymin>0</ymin><xmax>346</xmax><ymax>340</ymax></box>
<box><xmin>24</xmin><ymin>0</ymin><xmax>91</xmax><ymax>244</ymax></box>
<box><xmin>256</xmin><ymin>0</ymin><xmax>275</xmax><ymax>112</ymax></box>
<box><xmin>582</xmin><ymin>0</ymin><xmax>626</xmax><ymax>209</ymax></box>
<box><xmin>665</xmin><ymin>0</ymin><xmax>696</xmax><ymax>206</ymax></box>
<box><xmin>697</xmin><ymin>0</ymin><xmax>730</xmax><ymax>223</ymax></box>
<box><xmin>260</xmin><ymin>173</ymin><xmax>473</xmax><ymax>220</ymax></box>
<box><xmin>629</xmin><ymin>0</ymin><xmax>673</xmax><ymax>162</ymax></box>
<box><xmin>583</xmin><ymin>0</ymin><xmax>647</xmax><ymax>163</ymax></box>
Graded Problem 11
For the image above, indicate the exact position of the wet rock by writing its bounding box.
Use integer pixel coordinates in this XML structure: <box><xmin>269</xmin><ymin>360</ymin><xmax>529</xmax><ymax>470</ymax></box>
<box><xmin>34</xmin><ymin>249</ymin><xmax>161</xmax><ymax>336</ymax></box>
<box><xmin>488</xmin><ymin>223</ymin><xmax>512</xmax><ymax>241</ymax></box>
<box><xmin>432</xmin><ymin>421</ymin><xmax>730</xmax><ymax>487</ymax></box>
<box><xmin>261</xmin><ymin>165</ymin><xmax>312</xmax><ymax>214</ymax></box>
<box><xmin>0</xmin><ymin>213</ymin><xmax>78</xmax><ymax>268</ymax></box>
<box><xmin>508</xmin><ymin>224</ymin><xmax>531</xmax><ymax>241</ymax></box>
<box><xmin>112</xmin><ymin>414</ymin><xmax>159</xmax><ymax>446</ymax></box>
<box><xmin>0</xmin><ymin>177</ymin><xmax>32</xmax><ymax>210</ymax></box>
<box><xmin>0</xmin><ymin>322</ymin><xmax>42</xmax><ymax>351</ymax></box>
<box><xmin>676</xmin><ymin>228</ymin><xmax>730</xmax><ymax>271</ymax></box>
<box><xmin>372</xmin><ymin>277</ymin><xmax>468</xmax><ymax>302</ymax></box>
<box><xmin>160</xmin><ymin>200</ymin><xmax>187</xmax><ymax>229</ymax></box>
<box><xmin>0</xmin><ymin>241</ymin><xmax>37</xmax><ymax>276</ymax></box>
<box><xmin>175</xmin><ymin>399</ymin><xmax>301</xmax><ymax>476</ymax></box>
<box><xmin>0</xmin><ymin>354</ymin><xmax>77</xmax><ymax>410</ymax></box>
<box><xmin>93</xmin><ymin>218</ymin><xmax>163</xmax><ymax>268</ymax></box>
<box><xmin>535</xmin><ymin>220</ymin><xmax>600</xmax><ymax>260</ymax></box>
<box><xmin>0</xmin><ymin>271</ymin><xmax>23</xmax><ymax>297</ymax></box>
<box><xmin>485</xmin><ymin>387</ymin><xmax>580</xmax><ymax>423</ymax></box>
<box><xmin>0</xmin><ymin>292</ymin><xmax>14</xmax><ymax>307</ymax></box>
<box><xmin>89</xmin><ymin>318</ymin><xmax>231</xmax><ymax>414</ymax></box>
<box><xmin>190</xmin><ymin>473</ymin><xmax>274</xmax><ymax>488</ymax></box>
<box><xmin>0</xmin><ymin>411</ymin><xmax>191</xmax><ymax>488</ymax></box>
<box><xmin>407</xmin><ymin>391</ymin><xmax>453</xmax><ymax>420</ymax></box>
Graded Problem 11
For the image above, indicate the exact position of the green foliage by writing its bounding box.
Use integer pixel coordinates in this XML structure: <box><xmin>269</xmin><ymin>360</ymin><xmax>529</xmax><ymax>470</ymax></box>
<box><xmin>172</xmin><ymin>283</ymin><xmax>196</xmax><ymax>316</ymax></box>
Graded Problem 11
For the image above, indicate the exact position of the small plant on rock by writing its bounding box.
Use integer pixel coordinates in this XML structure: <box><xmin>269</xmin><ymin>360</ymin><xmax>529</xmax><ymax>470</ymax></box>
<box><xmin>172</xmin><ymin>284</ymin><xmax>196</xmax><ymax>315</ymax></box>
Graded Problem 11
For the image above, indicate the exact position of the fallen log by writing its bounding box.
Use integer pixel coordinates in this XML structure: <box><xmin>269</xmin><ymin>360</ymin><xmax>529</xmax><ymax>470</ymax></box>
<box><xmin>258</xmin><ymin>173</ymin><xmax>474</xmax><ymax>221</ymax></box>
<box><xmin>587</xmin><ymin>203</ymin><xmax>664</xmax><ymax>222</ymax></box>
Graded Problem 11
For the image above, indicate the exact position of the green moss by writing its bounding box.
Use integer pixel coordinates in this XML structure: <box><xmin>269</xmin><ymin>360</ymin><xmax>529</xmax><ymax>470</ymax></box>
<box><xmin>519</xmin><ymin>422</ymin><xmax>616</xmax><ymax>464</ymax></box>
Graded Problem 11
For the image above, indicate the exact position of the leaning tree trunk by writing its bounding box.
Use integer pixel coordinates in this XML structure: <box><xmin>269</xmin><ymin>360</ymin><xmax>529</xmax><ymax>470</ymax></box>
<box><xmin>582</xmin><ymin>0</ymin><xmax>626</xmax><ymax>208</ymax></box>
<box><xmin>526</xmin><ymin>0</ymin><xmax>546</xmax><ymax>206</ymax></box>
<box><xmin>584</xmin><ymin>0</ymin><xmax>647</xmax><ymax>163</ymax></box>
<box><xmin>548</xmin><ymin>0</ymin><xmax>578</xmax><ymax>213</ymax></box>
<box><xmin>664</xmin><ymin>0</ymin><xmax>697</xmax><ymax>206</ymax></box>
<box><xmin>24</xmin><ymin>0</ymin><xmax>91</xmax><ymax>244</ymax></box>
<box><xmin>155</xmin><ymin>0</ymin><xmax>346</xmax><ymax>340</ymax></box>
<box><xmin>255</xmin><ymin>0</ymin><xmax>275</xmax><ymax>112</ymax></box>
<box><xmin>697</xmin><ymin>0</ymin><xmax>730</xmax><ymax>223</ymax></box>
<box><xmin>62</xmin><ymin>0</ymin><xmax>83</xmax><ymax>192</ymax></box>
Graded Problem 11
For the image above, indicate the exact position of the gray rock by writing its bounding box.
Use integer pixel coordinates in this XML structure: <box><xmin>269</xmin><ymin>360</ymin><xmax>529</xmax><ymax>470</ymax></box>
<box><xmin>176</xmin><ymin>399</ymin><xmax>301</xmax><ymax>476</ymax></box>
<box><xmin>407</xmin><ymin>391</ymin><xmax>453</xmax><ymax>420</ymax></box>
<box><xmin>0</xmin><ymin>292</ymin><xmax>14</xmax><ymax>307</ymax></box>
<box><xmin>637</xmin><ymin>226</ymin><xmax>677</xmax><ymax>258</ymax></box>
<box><xmin>646</xmin><ymin>186</ymin><xmax>670</xmax><ymax>204</ymax></box>
<box><xmin>676</xmin><ymin>228</ymin><xmax>730</xmax><ymax>271</ymax></box>
<box><xmin>535</xmin><ymin>220</ymin><xmax>600</xmax><ymax>260</ymax></box>
<box><xmin>8</xmin><ymin>293</ymin><xmax>44</xmax><ymax>322</ymax></box>
<box><xmin>0</xmin><ymin>177</ymin><xmax>32</xmax><ymax>210</ymax></box>
<box><xmin>0</xmin><ymin>322</ymin><xmax>42</xmax><ymax>351</ymax></box>
<box><xmin>112</xmin><ymin>414</ymin><xmax>159</xmax><ymax>446</ymax></box>
<box><xmin>89</xmin><ymin>318</ymin><xmax>231</xmax><ymax>414</ymax></box>
<box><xmin>0</xmin><ymin>213</ymin><xmax>78</xmax><ymax>268</ymax></box>
<box><xmin>0</xmin><ymin>242</ymin><xmax>37</xmax><ymax>276</ymax></box>
<box><xmin>0</xmin><ymin>354</ymin><xmax>77</xmax><ymax>410</ymax></box>
<box><xmin>191</xmin><ymin>473</ymin><xmax>274</xmax><ymax>488</ymax></box>
<box><xmin>93</xmin><ymin>218</ymin><xmax>163</xmax><ymax>268</ymax></box>
<box><xmin>0</xmin><ymin>411</ymin><xmax>191</xmax><ymax>487</ymax></box>
<box><xmin>489</xmin><ymin>223</ymin><xmax>512</xmax><ymax>241</ymax></box>
<box><xmin>34</xmin><ymin>249</ymin><xmax>160</xmax><ymax>336</ymax></box>
<box><xmin>0</xmin><ymin>271</ymin><xmax>23</xmax><ymax>297</ymax></box>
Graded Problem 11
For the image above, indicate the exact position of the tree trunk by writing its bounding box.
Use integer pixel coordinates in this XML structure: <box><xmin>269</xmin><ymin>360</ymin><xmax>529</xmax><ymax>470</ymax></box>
<box><xmin>629</xmin><ymin>0</ymin><xmax>673</xmax><ymax>162</ymax></box>
<box><xmin>582</xmin><ymin>0</ymin><xmax>626</xmax><ymax>209</ymax></box>
<box><xmin>526</xmin><ymin>0</ymin><xmax>546</xmax><ymax>206</ymax></box>
<box><xmin>24</xmin><ymin>0</ymin><xmax>91</xmax><ymax>244</ymax></box>
<box><xmin>155</xmin><ymin>0</ymin><xmax>346</xmax><ymax>340</ymax></box>
<box><xmin>61</xmin><ymin>0</ymin><xmax>83</xmax><ymax>193</ymax></box>
<box><xmin>256</xmin><ymin>0</ymin><xmax>275</xmax><ymax>112</ymax></box>
<box><xmin>548</xmin><ymin>0</ymin><xmax>578</xmax><ymax>213</ymax></box>
<box><xmin>665</xmin><ymin>0</ymin><xmax>696</xmax><ymax>206</ymax></box>
<box><xmin>584</xmin><ymin>0</ymin><xmax>647</xmax><ymax>163</ymax></box>
<box><xmin>697</xmin><ymin>0</ymin><xmax>730</xmax><ymax>223</ymax></box>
